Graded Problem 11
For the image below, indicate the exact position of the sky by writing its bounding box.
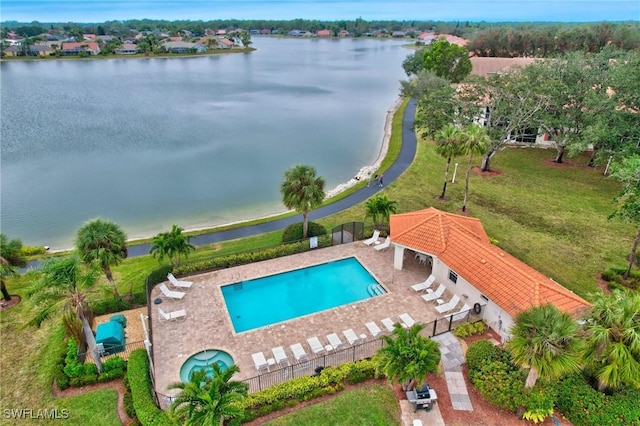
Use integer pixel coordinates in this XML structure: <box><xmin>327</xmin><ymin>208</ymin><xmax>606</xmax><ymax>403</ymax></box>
<box><xmin>1</xmin><ymin>0</ymin><xmax>639</xmax><ymax>23</ymax></box>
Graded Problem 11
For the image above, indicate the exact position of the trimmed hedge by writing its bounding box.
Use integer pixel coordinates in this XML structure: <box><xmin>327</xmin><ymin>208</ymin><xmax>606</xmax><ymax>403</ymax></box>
<box><xmin>128</xmin><ymin>349</ymin><xmax>172</xmax><ymax>426</ymax></box>
<box><xmin>57</xmin><ymin>340</ymin><xmax>126</xmax><ymax>389</ymax></box>
<box><xmin>238</xmin><ymin>359</ymin><xmax>378</xmax><ymax>422</ymax></box>
<box><xmin>92</xmin><ymin>291</ymin><xmax>147</xmax><ymax>316</ymax></box>
<box><xmin>173</xmin><ymin>236</ymin><xmax>332</xmax><ymax>276</ymax></box>
<box><xmin>555</xmin><ymin>374</ymin><xmax>640</xmax><ymax>426</ymax></box>
<box><xmin>281</xmin><ymin>222</ymin><xmax>327</xmax><ymax>243</ymax></box>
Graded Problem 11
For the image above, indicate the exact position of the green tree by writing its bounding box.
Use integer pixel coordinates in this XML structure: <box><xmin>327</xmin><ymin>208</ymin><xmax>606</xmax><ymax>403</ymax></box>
<box><xmin>0</xmin><ymin>234</ymin><xmax>27</xmax><ymax>301</ymax></box>
<box><xmin>402</xmin><ymin>71</ymin><xmax>457</xmax><ymax>138</ymax></box>
<box><xmin>169</xmin><ymin>363</ymin><xmax>248</xmax><ymax>426</ymax></box>
<box><xmin>26</xmin><ymin>256</ymin><xmax>100</xmax><ymax>328</ymax></box>
<box><xmin>608</xmin><ymin>155</ymin><xmax>640</xmax><ymax>278</ymax></box>
<box><xmin>582</xmin><ymin>290</ymin><xmax>640</xmax><ymax>391</ymax></box>
<box><xmin>364</xmin><ymin>195</ymin><xmax>398</xmax><ymax>230</ymax></box>
<box><xmin>377</xmin><ymin>322</ymin><xmax>441</xmax><ymax>391</ymax></box>
<box><xmin>280</xmin><ymin>164</ymin><xmax>326</xmax><ymax>239</ymax></box>
<box><xmin>460</xmin><ymin>125</ymin><xmax>490</xmax><ymax>213</ymax></box>
<box><xmin>434</xmin><ymin>124</ymin><xmax>464</xmax><ymax>199</ymax></box>
<box><xmin>423</xmin><ymin>39</ymin><xmax>472</xmax><ymax>83</ymax></box>
<box><xmin>150</xmin><ymin>225</ymin><xmax>195</xmax><ymax>267</ymax></box>
<box><xmin>75</xmin><ymin>218</ymin><xmax>127</xmax><ymax>299</ymax></box>
<box><xmin>402</xmin><ymin>48</ymin><xmax>426</xmax><ymax>76</ymax></box>
<box><xmin>507</xmin><ymin>304</ymin><xmax>582</xmax><ymax>389</ymax></box>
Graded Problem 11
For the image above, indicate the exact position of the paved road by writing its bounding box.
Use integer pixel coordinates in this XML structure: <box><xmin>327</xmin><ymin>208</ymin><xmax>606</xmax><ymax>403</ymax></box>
<box><xmin>26</xmin><ymin>99</ymin><xmax>417</xmax><ymax>268</ymax></box>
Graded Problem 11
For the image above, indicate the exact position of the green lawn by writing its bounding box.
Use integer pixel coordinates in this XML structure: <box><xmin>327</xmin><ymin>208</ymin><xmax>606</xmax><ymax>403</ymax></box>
<box><xmin>262</xmin><ymin>384</ymin><xmax>400</xmax><ymax>426</ymax></box>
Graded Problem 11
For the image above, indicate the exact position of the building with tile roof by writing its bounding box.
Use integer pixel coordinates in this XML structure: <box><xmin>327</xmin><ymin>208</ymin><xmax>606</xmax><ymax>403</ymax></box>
<box><xmin>390</xmin><ymin>207</ymin><xmax>590</xmax><ymax>340</ymax></box>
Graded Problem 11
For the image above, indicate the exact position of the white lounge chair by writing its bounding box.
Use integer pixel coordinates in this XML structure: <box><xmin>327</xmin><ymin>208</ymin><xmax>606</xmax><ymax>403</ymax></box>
<box><xmin>252</xmin><ymin>351</ymin><xmax>270</xmax><ymax>373</ymax></box>
<box><xmin>307</xmin><ymin>336</ymin><xmax>327</xmax><ymax>356</ymax></box>
<box><xmin>362</xmin><ymin>229</ymin><xmax>381</xmax><ymax>246</ymax></box>
<box><xmin>399</xmin><ymin>313</ymin><xmax>416</xmax><ymax>328</ymax></box>
<box><xmin>167</xmin><ymin>273</ymin><xmax>193</xmax><ymax>289</ymax></box>
<box><xmin>436</xmin><ymin>294</ymin><xmax>461</xmax><ymax>314</ymax></box>
<box><xmin>451</xmin><ymin>304</ymin><xmax>471</xmax><ymax>321</ymax></box>
<box><xmin>159</xmin><ymin>283</ymin><xmax>185</xmax><ymax>301</ymax></box>
<box><xmin>365</xmin><ymin>321</ymin><xmax>383</xmax><ymax>338</ymax></box>
<box><xmin>411</xmin><ymin>275</ymin><xmax>436</xmax><ymax>293</ymax></box>
<box><xmin>290</xmin><ymin>343</ymin><xmax>308</xmax><ymax>362</ymax></box>
<box><xmin>157</xmin><ymin>307</ymin><xmax>187</xmax><ymax>322</ymax></box>
<box><xmin>422</xmin><ymin>284</ymin><xmax>446</xmax><ymax>303</ymax></box>
<box><xmin>374</xmin><ymin>236</ymin><xmax>391</xmax><ymax>251</ymax></box>
<box><xmin>272</xmin><ymin>346</ymin><xmax>289</xmax><ymax>366</ymax></box>
<box><xmin>343</xmin><ymin>329</ymin><xmax>364</xmax><ymax>345</ymax></box>
<box><xmin>381</xmin><ymin>317</ymin><xmax>396</xmax><ymax>332</ymax></box>
<box><xmin>327</xmin><ymin>333</ymin><xmax>345</xmax><ymax>351</ymax></box>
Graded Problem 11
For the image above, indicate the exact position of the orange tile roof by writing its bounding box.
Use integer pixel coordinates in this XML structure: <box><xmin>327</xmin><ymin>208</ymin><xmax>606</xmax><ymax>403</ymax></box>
<box><xmin>391</xmin><ymin>208</ymin><xmax>590</xmax><ymax>317</ymax></box>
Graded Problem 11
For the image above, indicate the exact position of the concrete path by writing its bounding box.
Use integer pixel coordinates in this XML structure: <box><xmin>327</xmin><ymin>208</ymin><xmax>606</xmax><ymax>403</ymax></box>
<box><xmin>431</xmin><ymin>332</ymin><xmax>473</xmax><ymax>411</ymax></box>
<box><xmin>400</xmin><ymin>399</ymin><xmax>445</xmax><ymax>426</ymax></box>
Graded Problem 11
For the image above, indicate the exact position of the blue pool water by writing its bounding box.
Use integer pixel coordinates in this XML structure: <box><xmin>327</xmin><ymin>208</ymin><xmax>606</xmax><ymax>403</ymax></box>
<box><xmin>222</xmin><ymin>257</ymin><xmax>383</xmax><ymax>333</ymax></box>
<box><xmin>180</xmin><ymin>350</ymin><xmax>235</xmax><ymax>383</ymax></box>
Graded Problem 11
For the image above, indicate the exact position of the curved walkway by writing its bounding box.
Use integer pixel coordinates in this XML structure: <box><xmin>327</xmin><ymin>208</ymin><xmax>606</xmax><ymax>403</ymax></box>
<box><xmin>126</xmin><ymin>98</ymin><xmax>418</xmax><ymax>258</ymax></box>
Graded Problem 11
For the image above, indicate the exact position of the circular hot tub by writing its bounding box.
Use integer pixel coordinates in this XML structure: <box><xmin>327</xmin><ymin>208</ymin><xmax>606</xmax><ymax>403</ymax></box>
<box><xmin>179</xmin><ymin>350</ymin><xmax>235</xmax><ymax>383</ymax></box>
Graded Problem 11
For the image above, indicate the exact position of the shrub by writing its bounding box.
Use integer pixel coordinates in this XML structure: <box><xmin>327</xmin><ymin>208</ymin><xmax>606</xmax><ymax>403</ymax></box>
<box><xmin>471</xmin><ymin>360</ymin><xmax>526</xmax><ymax>413</ymax></box>
<box><xmin>20</xmin><ymin>245</ymin><xmax>46</xmax><ymax>256</ymax></box>
<box><xmin>102</xmin><ymin>356</ymin><xmax>126</xmax><ymax>373</ymax></box>
<box><xmin>63</xmin><ymin>340</ymin><xmax>85</xmax><ymax>378</ymax></box>
<box><xmin>466</xmin><ymin>340</ymin><xmax>510</xmax><ymax>376</ymax></box>
<box><xmin>127</xmin><ymin>350</ymin><xmax>172</xmax><ymax>426</ymax></box>
<box><xmin>56</xmin><ymin>366</ymin><xmax>70</xmax><ymax>391</ymax></box>
<box><xmin>281</xmin><ymin>222</ymin><xmax>327</xmax><ymax>243</ymax></box>
<box><xmin>601</xmin><ymin>267</ymin><xmax>640</xmax><ymax>290</ymax></box>
<box><xmin>123</xmin><ymin>375</ymin><xmax>137</xmax><ymax>420</ymax></box>
<box><xmin>454</xmin><ymin>321</ymin><xmax>487</xmax><ymax>338</ymax></box>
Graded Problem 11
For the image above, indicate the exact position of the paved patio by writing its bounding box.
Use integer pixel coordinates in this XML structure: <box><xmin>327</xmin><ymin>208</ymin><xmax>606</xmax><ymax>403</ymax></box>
<box><xmin>150</xmin><ymin>242</ymin><xmax>450</xmax><ymax>398</ymax></box>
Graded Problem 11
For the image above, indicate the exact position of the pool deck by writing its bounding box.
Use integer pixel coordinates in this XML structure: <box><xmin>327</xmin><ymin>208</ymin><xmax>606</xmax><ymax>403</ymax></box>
<box><xmin>151</xmin><ymin>242</ymin><xmax>443</xmax><ymax>397</ymax></box>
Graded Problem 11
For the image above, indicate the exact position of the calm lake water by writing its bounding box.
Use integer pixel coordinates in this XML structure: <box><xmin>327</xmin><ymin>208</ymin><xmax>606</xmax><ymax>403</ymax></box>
<box><xmin>0</xmin><ymin>37</ymin><xmax>408</xmax><ymax>249</ymax></box>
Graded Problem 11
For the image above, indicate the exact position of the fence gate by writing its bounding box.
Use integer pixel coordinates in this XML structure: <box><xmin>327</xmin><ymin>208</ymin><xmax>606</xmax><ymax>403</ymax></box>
<box><xmin>332</xmin><ymin>222</ymin><xmax>364</xmax><ymax>245</ymax></box>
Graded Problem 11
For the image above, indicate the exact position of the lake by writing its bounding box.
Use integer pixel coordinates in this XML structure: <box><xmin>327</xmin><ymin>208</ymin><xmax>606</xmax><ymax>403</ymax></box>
<box><xmin>0</xmin><ymin>37</ymin><xmax>409</xmax><ymax>249</ymax></box>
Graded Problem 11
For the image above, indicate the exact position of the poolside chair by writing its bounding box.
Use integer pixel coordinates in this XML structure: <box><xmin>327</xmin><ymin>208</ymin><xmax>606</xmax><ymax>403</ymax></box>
<box><xmin>421</xmin><ymin>284</ymin><xmax>446</xmax><ymax>303</ymax></box>
<box><xmin>272</xmin><ymin>346</ymin><xmax>289</xmax><ymax>366</ymax></box>
<box><xmin>251</xmin><ymin>351</ymin><xmax>270</xmax><ymax>373</ymax></box>
<box><xmin>343</xmin><ymin>329</ymin><xmax>364</xmax><ymax>345</ymax></box>
<box><xmin>290</xmin><ymin>343</ymin><xmax>308</xmax><ymax>362</ymax></box>
<box><xmin>159</xmin><ymin>283</ymin><xmax>185</xmax><ymax>301</ymax></box>
<box><xmin>157</xmin><ymin>307</ymin><xmax>187</xmax><ymax>323</ymax></box>
<box><xmin>435</xmin><ymin>294</ymin><xmax>461</xmax><ymax>314</ymax></box>
<box><xmin>307</xmin><ymin>336</ymin><xmax>327</xmax><ymax>356</ymax></box>
<box><xmin>451</xmin><ymin>304</ymin><xmax>471</xmax><ymax>322</ymax></box>
<box><xmin>399</xmin><ymin>313</ymin><xmax>416</xmax><ymax>328</ymax></box>
<box><xmin>327</xmin><ymin>333</ymin><xmax>345</xmax><ymax>351</ymax></box>
<box><xmin>411</xmin><ymin>275</ymin><xmax>436</xmax><ymax>293</ymax></box>
<box><xmin>362</xmin><ymin>229</ymin><xmax>381</xmax><ymax>246</ymax></box>
<box><xmin>167</xmin><ymin>273</ymin><xmax>193</xmax><ymax>290</ymax></box>
<box><xmin>365</xmin><ymin>321</ymin><xmax>383</xmax><ymax>338</ymax></box>
<box><xmin>373</xmin><ymin>236</ymin><xmax>391</xmax><ymax>251</ymax></box>
<box><xmin>381</xmin><ymin>317</ymin><xmax>396</xmax><ymax>333</ymax></box>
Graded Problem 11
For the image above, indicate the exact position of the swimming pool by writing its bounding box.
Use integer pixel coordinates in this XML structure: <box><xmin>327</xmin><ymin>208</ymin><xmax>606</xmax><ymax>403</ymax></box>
<box><xmin>221</xmin><ymin>257</ymin><xmax>384</xmax><ymax>333</ymax></box>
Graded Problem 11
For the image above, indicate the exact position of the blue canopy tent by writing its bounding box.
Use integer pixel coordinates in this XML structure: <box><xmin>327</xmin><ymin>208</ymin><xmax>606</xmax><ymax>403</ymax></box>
<box><xmin>95</xmin><ymin>321</ymin><xmax>126</xmax><ymax>356</ymax></box>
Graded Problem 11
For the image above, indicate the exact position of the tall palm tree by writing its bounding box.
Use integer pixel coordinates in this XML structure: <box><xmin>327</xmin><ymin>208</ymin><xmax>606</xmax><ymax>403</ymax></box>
<box><xmin>75</xmin><ymin>218</ymin><xmax>127</xmax><ymax>299</ymax></box>
<box><xmin>434</xmin><ymin>124</ymin><xmax>464</xmax><ymax>200</ymax></box>
<box><xmin>280</xmin><ymin>164</ymin><xmax>326</xmax><ymax>239</ymax></box>
<box><xmin>0</xmin><ymin>234</ymin><xmax>27</xmax><ymax>301</ymax></box>
<box><xmin>364</xmin><ymin>195</ymin><xmax>398</xmax><ymax>230</ymax></box>
<box><xmin>507</xmin><ymin>304</ymin><xmax>582</xmax><ymax>388</ymax></box>
<box><xmin>169</xmin><ymin>363</ymin><xmax>248</xmax><ymax>426</ymax></box>
<box><xmin>150</xmin><ymin>225</ymin><xmax>195</xmax><ymax>267</ymax></box>
<box><xmin>460</xmin><ymin>125</ymin><xmax>490</xmax><ymax>213</ymax></box>
<box><xmin>582</xmin><ymin>290</ymin><xmax>640</xmax><ymax>391</ymax></box>
<box><xmin>26</xmin><ymin>255</ymin><xmax>100</xmax><ymax>328</ymax></box>
<box><xmin>377</xmin><ymin>322</ymin><xmax>441</xmax><ymax>391</ymax></box>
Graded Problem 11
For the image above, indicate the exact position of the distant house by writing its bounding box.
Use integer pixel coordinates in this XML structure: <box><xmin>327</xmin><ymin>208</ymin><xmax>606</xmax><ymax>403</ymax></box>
<box><xmin>217</xmin><ymin>38</ymin><xmax>234</xmax><ymax>49</ymax></box>
<box><xmin>115</xmin><ymin>43</ymin><xmax>139</xmax><ymax>55</ymax></box>
<box><xmin>260</xmin><ymin>29</ymin><xmax>271</xmax><ymax>35</ymax></box>
<box><xmin>338</xmin><ymin>30</ymin><xmax>350</xmax><ymax>37</ymax></box>
<box><xmin>3</xmin><ymin>44</ymin><xmax>53</xmax><ymax>57</ymax></box>
<box><xmin>216</xmin><ymin>29</ymin><xmax>227</xmax><ymax>36</ymax></box>
<box><xmin>249</xmin><ymin>29</ymin><xmax>260</xmax><ymax>35</ymax></box>
<box><xmin>437</xmin><ymin>34</ymin><xmax>468</xmax><ymax>47</ymax></box>
<box><xmin>60</xmin><ymin>42</ymin><xmax>101</xmax><ymax>55</ymax></box>
<box><xmin>83</xmin><ymin>33</ymin><xmax>96</xmax><ymax>41</ymax></box>
<box><xmin>317</xmin><ymin>29</ymin><xmax>331</xmax><ymax>37</ymax></box>
<box><xmin>168</xmin><ymin>36</ymin><xmax>182</xmax><ymax>42</ymax></box>
<box><xmin>288</xmin><ymin>30</ymin><xmax>303</xmax><ymax>36</ymax></box>
<box><xmin>392</xmin><ymin>31</ymin><xmax>406</xmax><ymax>38</ymax></box>
<box><xmin>418</xmin><ymin>31</ymin><xmax>436</xmax><ymax>44</ymax></box>
<box><xmin>96</xmin><ymin>35</ymin><xmax>115</xmax><ymax>42</ymax></box>
<box><xmin>161</xmin><ymin>41</ymin><xmax>206</xmax><ymax>53</ymax></box>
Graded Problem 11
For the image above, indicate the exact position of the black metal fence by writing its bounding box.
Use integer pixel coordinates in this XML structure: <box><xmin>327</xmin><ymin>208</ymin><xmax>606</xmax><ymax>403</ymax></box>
<box><xmin>80</xmin><ymin>340</ymin><xmax>147</xmax><ymax>364</ymax></box>
<box><xmin>331</xmin><ymin>222</ymin><xmax>365</xmax><ymax>245</ymax></box>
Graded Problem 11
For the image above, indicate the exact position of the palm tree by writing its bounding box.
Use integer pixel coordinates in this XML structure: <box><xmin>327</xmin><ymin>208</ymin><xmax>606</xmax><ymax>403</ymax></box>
<box><xmin>507</xmin><ymin>304</ymin><xmax>582</xmax><ymax>389</ymax></box>
<box><xmin>169</xmin><ymin>363</ymin><xmax>248</xmax><ymax>426</ymax></box>
<box><xmin>26</xmin><ymin>255</ymin><xmax>100</xmax><ymax>328</ymax></box>
<box><xmin>280</xmin><ymin>165</ymin><xmax>326</xmax><ymax>239</ymax></box>
<box><xmin>365</xmin><ymin>195</ymin><xmax>398</xmax><ymax>230</ymax></box>
<box><xmin>582</xmin><ymin>290</ymin><xmax>640</xmax><ymax>391</ymax></box>
<box><xmin>377</xmin><ymin>322</ymin><xmax>441</xmax><ymax>391</ymax></box>
<box><xmin>75</xmin><ymin>218</ymin><xmax>127</xmax><ymax>299</ymax></box>
<box><xmin>460</xmin><ymin>125</ymin><xmax>490</xmax><ymax>213</ymax></box>
<box><xmin>0</xmin><ymin>234</ymin><xmax>27</xmax><ymax>301</ymax></box>
<box><xmin>150</xmin><ymin>225</ymin><xmax>196</xmax><ymax>267</ymax></box>
<box><xmin>434</xmin><ymin>124</ymin><xmax>464</xmax><ymax>200</ymax></box>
